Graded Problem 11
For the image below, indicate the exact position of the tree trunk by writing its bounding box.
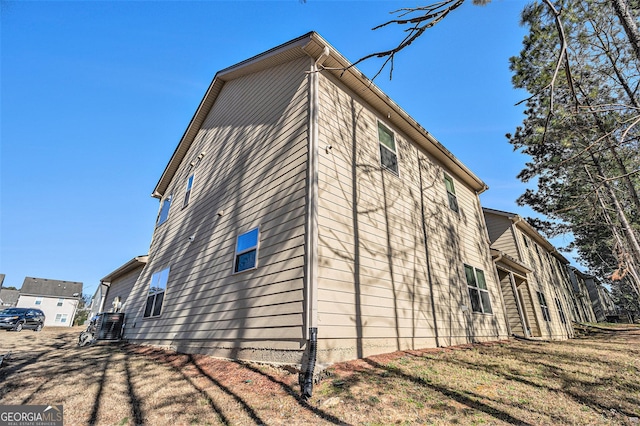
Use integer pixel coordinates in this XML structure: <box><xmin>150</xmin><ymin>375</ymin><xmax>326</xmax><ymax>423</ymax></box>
<box><xmin>611</xmin><ymin>0</ymin><xmax>640</xmax><ymax>63</ymax></box>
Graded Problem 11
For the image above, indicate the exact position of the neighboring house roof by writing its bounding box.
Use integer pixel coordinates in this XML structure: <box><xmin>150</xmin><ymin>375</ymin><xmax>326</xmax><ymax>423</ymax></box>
<box><xmin>0</xmin><ymin>288</ymin><xmax>19</xmax><ymax>306</ymax></box>
<box><xmin>20</xmin><ymin>277</ymin><xmax>83</xmax><ymax>299</ymax></box>
<box><xmin>100</xmin><ymin>255</ymin><xmax>148</xmax><ymax>284</ymax></box>
<box><xmin>153</xmin><ymin>31</ymin><xmax>488</xmax><ymax>199</ymax></box>
<box><xmin>483</xmin><ymin>207</ymin><xmax>570</xmax><ymax>264</ymax></box>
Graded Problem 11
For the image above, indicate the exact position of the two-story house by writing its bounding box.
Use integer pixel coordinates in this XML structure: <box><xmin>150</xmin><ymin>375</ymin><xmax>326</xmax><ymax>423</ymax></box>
<box><xmin>483</xmin><ymin>208</ymin><xmax>576</xmax><ymax>339</ymax></box>
<box><xmin>121</xmin><ymin>32</ymin><xmax>509</xmax><ymax>380</ymax></box>
<box><xmin>17</xmin><ymin>277</ymin><xmax>83</xmax><ymax>327</ymax></box>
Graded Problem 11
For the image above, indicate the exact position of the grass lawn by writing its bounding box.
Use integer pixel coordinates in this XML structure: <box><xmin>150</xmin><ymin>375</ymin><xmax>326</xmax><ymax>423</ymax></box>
<box><xmin>0</xmin><ymin>324</ymin><xmax>638</xmax><ymax>425</ymax></box>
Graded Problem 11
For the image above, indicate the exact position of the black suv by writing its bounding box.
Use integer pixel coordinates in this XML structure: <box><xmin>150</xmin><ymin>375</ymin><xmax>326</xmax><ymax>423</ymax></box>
<box><xmin>0</xmin><ymin>307</ymin><xmax>45</xmax><ymax>332</ymax></box>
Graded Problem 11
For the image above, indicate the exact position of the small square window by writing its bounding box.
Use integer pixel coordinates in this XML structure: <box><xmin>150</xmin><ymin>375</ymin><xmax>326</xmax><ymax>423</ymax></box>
<box><xmin>157</xmin><ymin>195</ymin><xmax>172</xmax><ymax>226</ymax></box>
<box><xmin>57</xmin><ymin>298</ymin><xmax>63</xmax><ymax>307</ymax></box>
<box><xmin>378</xmin><ymin>122</ymin><xmax>398</xmax><ymax>175</ymax></box>
<box><xmin>234</xmin><ymin>228</ymin><xmax>259</xmax><ymax>273</ymax></box>
<box><xmin>183</xmin><ymin>174</ymin><xmax>195</xmax><ymax>207</ymax></box>
<box><xmin>444</xmin><ymin>174</ymin><xmax>459</xmax><ymax>212</ymax></box>
<box><xmin>35</xmin><ymin>297</ymin><xmax>42</xmax><ymax>306</ymax></box>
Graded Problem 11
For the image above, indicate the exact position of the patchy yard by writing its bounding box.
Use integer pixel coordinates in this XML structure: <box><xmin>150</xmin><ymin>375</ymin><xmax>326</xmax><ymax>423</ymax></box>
<box><xmin>0</xmin><ymin>325</ymin><xmax>638</xmax><ymax>425</ymax></box>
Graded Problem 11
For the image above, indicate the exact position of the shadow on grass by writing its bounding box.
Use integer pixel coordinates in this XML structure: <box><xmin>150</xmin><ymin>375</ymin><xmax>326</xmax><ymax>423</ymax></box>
<box><xmin>361</xmin><ymin>357</ymin><xmax>534</xmax><ymax>426</ymax></box>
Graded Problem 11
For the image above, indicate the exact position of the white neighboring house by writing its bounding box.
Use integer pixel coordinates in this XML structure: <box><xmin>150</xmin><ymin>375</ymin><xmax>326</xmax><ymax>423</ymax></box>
<box><xmin>17</xmin><ymin>277</ymin><xmax>83</xmax><ymax>327</ymax></box>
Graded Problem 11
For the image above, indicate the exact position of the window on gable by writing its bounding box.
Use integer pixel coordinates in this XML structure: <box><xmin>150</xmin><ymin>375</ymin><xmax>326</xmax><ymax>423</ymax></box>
<box><xmin>35</xmin><ymin>297</ymin><xmax>42</xmax><ymax>306</ymax></box>
<box><xmin>444</xmin><ymin>174</ymin><xmax>459</xmax><ymax>212</ymax></box>
<box><xmin>183</xmin><ymin>174</ymin><xmax>195</xmax><ymax>207</ymax></box>
<box><xmin>57</xmin><ymin>298</ymin><xmax>63</xmax><ymax>307</ymax></box>
<box><xmin>234</xmin><ymin>227</ymin><xmax>259</xmax><ymax>273</ymax></box>
<box><xmin>522</xmin><ymin>234</ymin><xmax>529</xmax><ymax>248</ymax></box>
<box><xmin>464</xmin><ymin>264</ymin><xmax>492</xmax><ymax>314</ymax></box>
<box><xmin>537</xmin><ymin>291</ymin><xmax>551</xmax><ymax>321</ymax></box>
<box><xmin>156</xmin><ymin>195</ymin><xmax>172</xmax><ymax>226</ymax></box>
<box><xmin>377</xmin><ymin>121</ymin><xmax>398</xmax><ymax>175</ymax></box>
<box><xmin>144</xmin><ymin>267</ymin><xmax>169</xmax><ymax>318</ymax></box>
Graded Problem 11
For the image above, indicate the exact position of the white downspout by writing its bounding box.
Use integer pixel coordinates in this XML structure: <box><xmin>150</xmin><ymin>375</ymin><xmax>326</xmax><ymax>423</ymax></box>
<box><xmin>305</xmin><ymin>46</ymin><xmax>329</xmax><ymax>338</ymax></box>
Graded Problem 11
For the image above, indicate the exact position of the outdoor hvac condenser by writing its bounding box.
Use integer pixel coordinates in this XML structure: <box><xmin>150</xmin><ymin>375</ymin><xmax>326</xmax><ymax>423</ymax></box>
<box><xmin>97</xmin><ymin>312</ymin><xmax>125</xmax><ymax>341</ymax></box>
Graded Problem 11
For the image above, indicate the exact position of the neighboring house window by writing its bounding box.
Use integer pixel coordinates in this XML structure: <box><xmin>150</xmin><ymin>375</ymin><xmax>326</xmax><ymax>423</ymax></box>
<box><xmin>522</xmin><ymin>235</ymin><xmax>529</xmax><ymax>248</ymax></box>
<box><xmin>555</xmin><ymin>298</ymin><xmax>567</xmax><ymax>324</ymax></box>
<box><xmin>537</xmin><ymin>291</ymin><xmax>551</xmax><ymax>321</ymax></box>
<box><xmin>444</xmin><ymin>174</ymin><xmax>459</xmax><ymax>213</ymax></box>
<box><xmin>57</xmin><ymin>298</ymin><xmax>63</xmax><ymax>306</ymax></box>
<box><xmin>378</xmin><ymin>121</ymin><xmax>398</xmax><ymax>175</ymax></box>
<box><xmin>183</xmin><ymin>173</ymin><xmax>195</xmax><ymax>207</ymax></box>
<box><xmin>156</xmin><ymin>195</ymin><xmax>172</xmax><ymax>226</ymax></box>
<box><xmin>234</xmin><ymin>228</ymin><xmax>259</xmax><ymax>273</ymax></box>
<box><xmin>144</xmin><ymin>267</ymin><xmax>170</xmax><ymax>318</ymax></box>
<box><xmin>55</xmin><ymin>313</ymin><xmax>68</xmax><ymax>324</ymax></box>
<box><xmin>464</xmin><ymin>265</ymin><xmax>492</xmax><ymax>314</ymax></box>
<box><xmin>35</xmin><ymin>297</ymin><xmax>42</xmax><ymax>305</ymax></box>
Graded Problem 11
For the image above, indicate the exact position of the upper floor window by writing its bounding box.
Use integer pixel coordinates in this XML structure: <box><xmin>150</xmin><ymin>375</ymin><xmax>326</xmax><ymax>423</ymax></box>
<box><xmin>156</xmin><ymin>195</ymin><xmax>172</xmax><ymax>226</ymax></box>
<box><xmin>444</xmin><ymin>174</ymin><xmax>459</xmax><ymax>212</ymax></box>
<box><xmin>35</xmin><ymin>297</ymin><xmax>43</xmax><ymax>306</ymax></box>
<box><xmin>183</xmin><ymin>174</ymin><xmax>195</xmax><ymax>207</ymax></box>
<box><xmin>464</xmin><ymin>264</ymin><xmax>492</xmax><ymax>314</ymax></box>
<box><xmin>234</xmin><ymin>228</ymin><xmax>259</xmax><ymax>273</ymax></box>
<box><xmin>377</xmin><ymin>122</ymin><xmax>398</xmax><ymax>175</ymax></box>
<box><xmin>144</xmin><ymin>267</ymin><xmax>170</xmax><ymax>318</ymax></box>
<box><xmin>537</xmin><ymin>291</ymin><xmax>551</xmax><ymax>321</ymax></box>
<box><xmin>522</xmin><ymin>234</ymin><xmax>529</xmax><ymax>248</ymax></box>
<box><xmin>57</xmin><ymin>298</ymin><xmax>63</xmax><ymax>307</ymax></box>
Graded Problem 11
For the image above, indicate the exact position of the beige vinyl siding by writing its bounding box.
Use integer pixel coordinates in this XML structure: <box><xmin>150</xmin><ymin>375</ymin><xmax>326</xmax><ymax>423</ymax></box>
<box><xmin>497</xmin><ymin>269</ymin><xmax>524</xmax><ymax>336</ymax></box>
<box><xmin>103</xmin><ymin>267</ymin><xmax>143</xmax><ymax>313</ymax></box>
<box><xmin>315</xmin><ymin>71</ymin><xmax>507</xmax><ymax>362</ymax></box>
<box><xmin>125</xmin><ymin>57</ymin><xmax>310</xmax><ymax>361</ymax></box>
<box><xmin>484</xmin><ymin>213</ymin><xmax>519</xmax><ymax>258</ymax></box>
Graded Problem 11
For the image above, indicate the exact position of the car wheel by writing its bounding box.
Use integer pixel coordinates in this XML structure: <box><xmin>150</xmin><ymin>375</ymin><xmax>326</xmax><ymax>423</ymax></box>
<box><xmin>34</xmin><ymin>324</ymin><xmax>43</xmax><ymax>332</ymax></box>
<box><xmin>14</xmin><ymin>322</ymin><xmax>23</xmax><ymax>332</ymax></box>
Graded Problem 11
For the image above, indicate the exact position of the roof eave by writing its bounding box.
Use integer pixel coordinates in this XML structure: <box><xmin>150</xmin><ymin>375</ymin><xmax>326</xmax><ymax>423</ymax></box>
<box><xmin>152</xmin><ymin>31</ymin><xmax>488</xmax><ymax>198</ymax></box>
<box><xmin>100</xmin><ymin>255</ymin><xmax>149</xmax><ymax>284</ymax></box>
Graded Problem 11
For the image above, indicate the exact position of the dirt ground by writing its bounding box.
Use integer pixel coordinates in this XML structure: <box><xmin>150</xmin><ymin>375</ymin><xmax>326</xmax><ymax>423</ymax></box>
<box><xmin>1</xmin><ymin>325</ymin><xmax>639</xmax><ymax>425</ymax></box>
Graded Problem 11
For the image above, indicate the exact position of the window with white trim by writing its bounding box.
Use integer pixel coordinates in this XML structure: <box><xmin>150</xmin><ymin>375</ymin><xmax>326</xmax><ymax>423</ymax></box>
<box><xmin>377</xmin><ymin>121</ymin><xmax>398</xmax><ymax>175</ymax></box>
<box><xmin>464</xmin><ymin>264</ymin><xmax>492</xmax><ymax>314</ymax></box>
<box><xmin>55</xmin><ymin>313</ymin><xmax>68</xmax><ymax>324</ymax></box>
<box><xmin>35</xmin><ymin>297</ymin><xmax>43</xmax><ymax>306</ymax></box>
<box><xmin>537</xmin><ymin>291</ymin><xmax>551</xmax><ymax>321</ymax></box>
<box><xmin>234</xmin><ymin>228</ymin><xmax>259</xmax><ymax>273</ymax></box>
<box><xmin>156</xmin><ymin>195</ymin><xmax>172</xmax><ymax>226</ymax></box>
<box><xmin>183</xmin><ymin>174</ymin><xmax>195</xmax><ymax>207</ymax></box>
<box><xmin>57</xmin><ymin>298</ymin><xmax>63</xmax><ymax>307</ymax></box>
<box><xmin>444</xmin><ymin>174</ymin><xmax>459</xmax><ymax>213</ymax></box>
<box><xmin>144</xmin><ymin>267</ymin><xmax>170</xmax><ymax>318</ymax></box>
